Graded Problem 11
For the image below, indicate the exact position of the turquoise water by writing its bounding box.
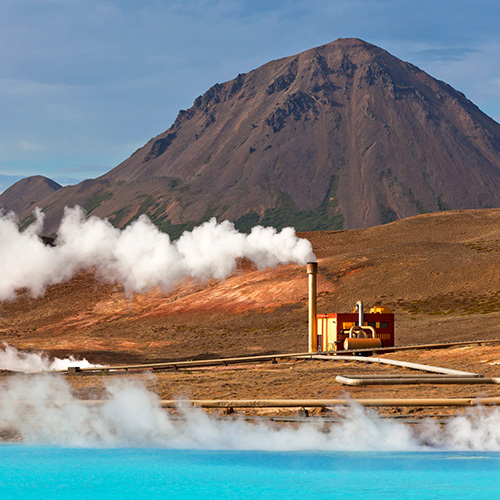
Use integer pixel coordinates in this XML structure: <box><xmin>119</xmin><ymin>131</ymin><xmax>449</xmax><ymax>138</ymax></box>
<box><xmin>0</xmin><ymin>447</ymin><xmax>499</xmax><ymax>499</ymax></box>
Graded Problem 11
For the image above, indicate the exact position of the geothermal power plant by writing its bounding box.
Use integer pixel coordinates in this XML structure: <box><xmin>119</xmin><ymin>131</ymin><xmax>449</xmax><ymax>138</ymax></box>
<box><xmin>46</xmin><ymin>262</ymin><xmax>500</xmax><ymax>420</ymax></box>
<box><xmin>307</xmin><ymin>262</ymin><xmax>394</xmax><ymax>353</ymax></box>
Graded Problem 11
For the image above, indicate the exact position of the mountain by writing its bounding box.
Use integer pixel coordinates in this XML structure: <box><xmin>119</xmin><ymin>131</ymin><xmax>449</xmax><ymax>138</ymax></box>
<box><xmin>5</xmin><ymin>38</ymin><xmax>500</xmax><ymax>235</ymax></box>
<box><xmin>0</xmin><ymin>174</ymin><xmax>23</xmax><ymax>195</ymax></box>
<box><xmin>0</xmin><ymin>176</ymin><xmax>62</xmax><ymax>221</ymax></box>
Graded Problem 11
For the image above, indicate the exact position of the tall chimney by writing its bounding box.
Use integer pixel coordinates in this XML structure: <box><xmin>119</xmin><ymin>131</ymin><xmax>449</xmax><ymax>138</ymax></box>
<box><xmin>307</xmin><ymin>262</ymin><xmax>318</xmax><ymax>353</ymax></box>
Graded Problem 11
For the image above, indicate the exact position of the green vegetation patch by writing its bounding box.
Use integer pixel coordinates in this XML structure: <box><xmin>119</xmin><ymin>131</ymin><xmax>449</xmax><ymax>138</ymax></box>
<box><xmin>404</xmin><ymin>188</ymin><xmax>428</xmax><ymax>215</ymax></box>
<box><xmin>234</xmin><ymin>212</ymin><xmax>260</xmax><ymax>232</ymax></box>
<box><xmin>107</xmin><ymin>175</ymin><xmax>344</xmax><ymax>237</ymax></box>
<box><xmin>237</xmin><ymin>175</ymin><xmax>344</xmax><ymax>232</ymax></box>
<box><xmin>138</xmin><ymin>195</ymin><xmax>160</xmax><ymax>216</ymax></box>
<box><xmin>84</xmin><ymin>191</ymin><xmax>113</xmax><ymax>214</ymax></box>
<box><xmin>149</xmin><ymin>210</ymin><xmax>198</xmax><ymax>240</ymax></box>
<box><xmin>437</xmin><ymin>196</ymin><xmax>451</xmax><ymax>211</ymax></box>
<box><xmin>18</xmin><ymin>214</ymin><xmax>36</xmax><ymax>231</ymax></box>
<box><xmin>154</xmin><ymin>219</ymin><xmax>197</xmax><ymax>240</ymax></box>
<box><xmin>108</xmin><ymin>207</ymin><xmax>130</xmax><ymax>227</ymax></box>
<box><xmin>378</xmin><ymin>203</ymin><xmax>397</xmax><ymax>224</ymax></box>
<box><xmin>116</xmin><ymin>192</ymin><xmax>201</xmax><ymax>239</ymax></box>
<box><xmin>124</xmin><ymin>195</ymin><xmax>162</xmax><ymax>227</ymax></box>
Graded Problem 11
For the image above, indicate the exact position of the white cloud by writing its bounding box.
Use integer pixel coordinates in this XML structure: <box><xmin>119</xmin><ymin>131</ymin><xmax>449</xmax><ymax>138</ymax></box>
<box><xmin>20</xmin><ymin>141</ymin><xmax>42</xmax><ymax>153</ymax></box>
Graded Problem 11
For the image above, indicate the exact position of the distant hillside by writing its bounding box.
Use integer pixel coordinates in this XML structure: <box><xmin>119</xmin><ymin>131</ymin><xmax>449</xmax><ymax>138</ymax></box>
<box><xmin>0</xmin><ymin>176</ymin><xmax>61</xmax><ymax>220</ymax></box>
<box><xmin>0</xmin><ymin>174</ymin><xmax>23</xmax><ymax>195</ymax></box>
<box><xmin>3</xmin><ymin>209</ymin><xmax>500</xmax><ymax>361</ymax></box>
<box><xmin>6</xmin><ymin>38</ymin><xmax>500</xmax><ymax>235</ymax></box>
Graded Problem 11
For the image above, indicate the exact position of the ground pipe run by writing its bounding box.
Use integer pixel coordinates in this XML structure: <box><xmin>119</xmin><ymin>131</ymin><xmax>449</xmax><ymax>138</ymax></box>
<box><xmin>155</xmin><ymin>398</ymin><xmax>500</xmax><ymax>408</ymax></box>
<box><xmin>335</xmin><ymin>375</ymin><xmax>500</xmax><ymax>386</ymax></box>
<box><xmin>23</xmin><ymin>397</ymin><xmax>500</xmax><ymax>408</ymax></box>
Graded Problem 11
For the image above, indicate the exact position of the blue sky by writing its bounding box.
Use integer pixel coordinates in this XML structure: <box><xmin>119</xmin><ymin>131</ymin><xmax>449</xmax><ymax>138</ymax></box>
<box><xmin>1</xmin><ymin>0</ymin><xmax>499</xmax><ymax>192</ymax></box>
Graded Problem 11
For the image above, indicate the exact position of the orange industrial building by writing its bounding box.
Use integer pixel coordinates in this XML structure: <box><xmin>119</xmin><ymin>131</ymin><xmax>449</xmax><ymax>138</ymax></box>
<box><xmin>307</xmin><ymin>262</ymin><xmax>395</xmax><ymax>352</ymax></box>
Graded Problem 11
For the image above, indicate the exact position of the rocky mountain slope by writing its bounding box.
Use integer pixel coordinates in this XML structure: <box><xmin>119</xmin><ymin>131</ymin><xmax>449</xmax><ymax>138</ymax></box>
<box><xmin>3</xmin><ymin>38</ymin><xmax>500</xmax><ymax>235</ymax></box>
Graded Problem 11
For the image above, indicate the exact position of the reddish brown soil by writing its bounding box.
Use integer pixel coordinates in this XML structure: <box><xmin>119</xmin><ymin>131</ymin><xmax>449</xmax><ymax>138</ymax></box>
<box><xmin>2</xmin><ymin>210</ymin><xmax>500</xmax><ymax>418</ymax></box>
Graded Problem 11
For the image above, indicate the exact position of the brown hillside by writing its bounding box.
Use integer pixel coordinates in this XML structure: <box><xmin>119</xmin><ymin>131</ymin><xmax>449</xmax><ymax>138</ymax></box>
<box><xmin>0</xmin><ymin>176</ymin><xmax>61</xmax><ymax>219</ymax></box>
<box><xmin>8</xmin><ymin>38</ymin><xmax>500</xmax><ymax>236</ymax></box>
<box><xmin>3</xmin><ymin>209</ymin><xmax>500</xmax><ymax>416</ymax></box>
<box><xmin>2</xmin><ymin>209</ymin><xmax>500</xmax><ymax>364</ymax></box>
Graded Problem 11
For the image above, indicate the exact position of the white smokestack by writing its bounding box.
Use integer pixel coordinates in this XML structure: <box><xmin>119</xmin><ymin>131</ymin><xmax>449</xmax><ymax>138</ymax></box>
<box><xmin>0</xmin><ymin>206</ymin><xmax>316</xmax><ymax>301</ymax></box>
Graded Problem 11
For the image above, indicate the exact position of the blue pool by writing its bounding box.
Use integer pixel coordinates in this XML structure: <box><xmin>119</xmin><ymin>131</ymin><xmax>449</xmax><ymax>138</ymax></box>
<box><xmin>0</xmin><ymin>447</ymin><xmax>499</xmax><ymax>500</ymax></box>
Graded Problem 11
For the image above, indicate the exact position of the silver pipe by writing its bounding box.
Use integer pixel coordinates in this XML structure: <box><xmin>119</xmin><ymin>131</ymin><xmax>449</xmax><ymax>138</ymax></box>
<box><xmin>13</xmin><ymin>398</ymin><xmax>500</xmax><ymax>408</ymax></box>
<box><xmin>336</xmin><ymin>375</ymin><xmax>498</xmax><ymax>386</ymax></box>
<box><xmin>310</xmin><ymin>355</ymin><xmax>480</xmax><ymax>376</ymax></box>
<box><xmin>156</xmin><ymin>397</ymin><xmax>500</xmax><ymax>408</ymax></box>
<box><xmin>356</xmin><ymin>300</ymin><xmax>364</xmax><ymax>326</ymax></box>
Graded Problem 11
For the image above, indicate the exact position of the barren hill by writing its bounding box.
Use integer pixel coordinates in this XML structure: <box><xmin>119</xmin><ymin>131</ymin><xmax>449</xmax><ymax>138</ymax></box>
<box><xmin>4</xmin><ymin>209</ymin><xmax>500</xmax><ymax>412</ymax></box>
<box><xmin>0</xmin><ymin>176</ymin><xmax>61</xmax><ymax>219</ymax></box>
<box><xmin>6</xmin><ymin>38</ymin><xmax>500</xmax><ymax>236</ymax></box>
<box><xmin>3</xmin><ymin>209</ymin><xmax>500</xmax><ymax>364</ymax></box>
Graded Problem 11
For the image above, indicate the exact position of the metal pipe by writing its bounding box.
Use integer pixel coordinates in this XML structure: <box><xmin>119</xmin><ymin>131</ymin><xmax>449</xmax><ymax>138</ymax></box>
<box><xmin>348</xmin><ymin>325</ymin><xmax>376</xmax><ymax>338</ymax></box>
<box><xmin>155</xmin><ymin>398</ymin><xmax>500</xmax><ymax>408</ymax></box>
<box><xmin>55</xmin><ymin>352</ymin><xmax>313</xmax><ymax>374</ymax></box>
<box><xmin>336</xmin><ymin>374</ymin><xmax>484</xmax><ymax>379</ymax></box>
<box><xmin>343</xmin><ymin>338</ymin><xmax>382</xmax><ymax>350</ymax></box>
<box><xmin>355</xmin><ymin>300</ymin><xmax>364</xmax><ymax>326</ymax></box>
<box><xmin>364</xmin><ymin>325</ymin><xmax>376</xmax><ymax>338</ymax></box>
<box><xmin>54</xmin><ymin>339</ymin><xmax>500</xmax><ymax>374</ymax></box>
<box><xmin>307</xmin><ymin>262</ymin><xmax>318</xmax><ymax>353</ymax></box>
<box><xmin>336</xmin><ymin>375</ymin><xmax>499</xmax><ymax>386</ymax></box>
<box><xmin>16</xmin><ymin>397</ymin><xmax>500</xmax><ymax>408</ymax></box>
<box><xmin>311</xmin><ymin>355</ymin><xmax>480</xmax><ymax>376</ymax></box>
<box><xmin>348</xmin><ymin>326</ymin><xmax>360</xmax><ymax>338</ymax></box>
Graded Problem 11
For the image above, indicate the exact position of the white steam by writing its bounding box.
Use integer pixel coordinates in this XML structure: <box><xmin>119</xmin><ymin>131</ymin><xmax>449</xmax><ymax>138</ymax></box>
<box><xmin>0</xmin><ymin>206</ymin><xmax>316</xmax><ymax>300</ymax></box>
<box><xmin>1</xmin><ymin>374</ymin><xmax>500</xmax><ymax>451</ymax></box>
<box><xmin>0</xmin><ymin>344</ymin><xmax>102</xmax><ymax>373</ymax></box>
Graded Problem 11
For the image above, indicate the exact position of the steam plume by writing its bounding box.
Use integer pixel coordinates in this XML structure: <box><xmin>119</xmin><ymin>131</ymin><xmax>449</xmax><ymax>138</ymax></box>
<box><xmin>1</xmin><ymin>374</ymin><xmax>500</xmax><ymax>450</ymax></box>
<box><xmin>0</xmin><ymin>206</ymin><xmax>316</xmax><ymax>300</ymax></box>
<box><xmin>0</xmin><ymin>343</ymin><xmax>101</xmax><ymax>373</ymax></box>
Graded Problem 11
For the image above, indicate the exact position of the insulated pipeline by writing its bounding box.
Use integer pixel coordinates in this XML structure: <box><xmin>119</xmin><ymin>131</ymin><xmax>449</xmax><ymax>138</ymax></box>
<box><xmin>335</xmin><ymin>375</ymin><xmax>500</xmax><ymax>386</ymax></box>
<box><xmin>15</xmin><ymin>397</ymin><xmax>500</xmax><ymax>408</ymax></box>
<box><xmin>311</xmin><ymin>355</ymin><xmax>479</xmax><ymax>376</ymax></box>
<box><xmin>155</xmin><ymin>398</ymin><xmax>500</xmax><ymax>408</ymax></box>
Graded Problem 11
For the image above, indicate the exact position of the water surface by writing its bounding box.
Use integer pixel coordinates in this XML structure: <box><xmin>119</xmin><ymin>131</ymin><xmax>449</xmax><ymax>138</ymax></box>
<box><xmin>1</xmin><ymin>447</ymin><xmax>498</xmax><ymax>499</ymax></box>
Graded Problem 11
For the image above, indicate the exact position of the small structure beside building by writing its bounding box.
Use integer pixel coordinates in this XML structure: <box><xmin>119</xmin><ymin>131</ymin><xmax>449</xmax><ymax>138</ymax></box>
<box><xmin>307</xmin><ymin>262</ymin><xmax>395</xmax><ymax>353</ymax></box>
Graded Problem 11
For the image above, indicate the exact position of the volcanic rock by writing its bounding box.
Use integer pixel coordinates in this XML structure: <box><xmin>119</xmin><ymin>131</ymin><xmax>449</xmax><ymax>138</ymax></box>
<box><xmin>5</xmin><ymin>38</ymin><xmax>500</xmax><ymax>235</ymax></box>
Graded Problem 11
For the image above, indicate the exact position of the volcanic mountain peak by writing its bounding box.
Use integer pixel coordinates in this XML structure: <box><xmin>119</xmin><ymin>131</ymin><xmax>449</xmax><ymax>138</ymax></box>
<box><xmin>5</xmin><ymin>38</ymin><xmax>500</xmax><ymax>235</ymax></box>
<box><xmin>0</xmin><ymin>176</ymin><xmax>62</xmax><ymax>218</ymax></box>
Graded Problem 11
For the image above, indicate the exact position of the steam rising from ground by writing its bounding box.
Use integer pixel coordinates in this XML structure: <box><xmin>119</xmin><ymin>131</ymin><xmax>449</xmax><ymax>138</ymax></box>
<box><xmin>0</xmin><ymin>206</ymin><xmax>315</xmax><ymax>300</ymax></box>
<box><xmin>5</xmin><ymin>207</ymin><xmax>496</xmax><ymax>451</ymax></box>
<box><xmin>1</xmin><ymin>374</ymin><xmax>500</xmax><ymax>451</ymax></box>
<box><xmin>0</xmin><ymin>344</ymin><xmax>101</xmax><ymax>372</ymax></box>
